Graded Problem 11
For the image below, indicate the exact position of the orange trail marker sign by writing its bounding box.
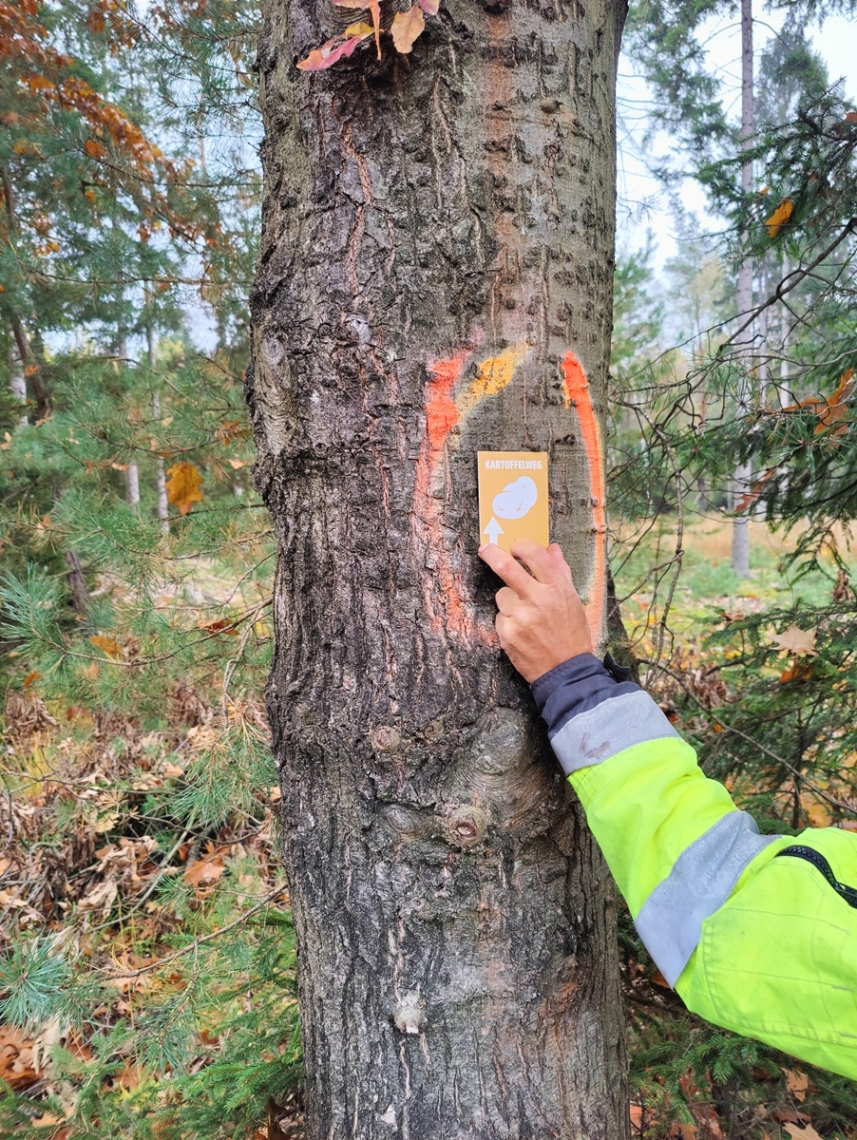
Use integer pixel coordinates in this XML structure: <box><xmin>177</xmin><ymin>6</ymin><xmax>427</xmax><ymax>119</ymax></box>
<box><xmin>477</xmin><ymin>451</ymin><xmax>549</xmax><ymax>553</ymax></box>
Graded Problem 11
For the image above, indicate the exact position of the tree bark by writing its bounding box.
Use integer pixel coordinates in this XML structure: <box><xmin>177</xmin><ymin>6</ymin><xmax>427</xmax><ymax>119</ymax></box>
<box><xmin>63</xmin><ymin>548</ymin><xmax>90</xmax><ymax>618</ymax></box>
<box><xmin>731</xmin><ymin>0</ymin><xmax>754</xmax><ymax>577</ymax></box>
<box><xmin>146</xmin><ymin>312</ymin><xmax>169</xmax><ymax>534</ymax></box>
<box><xmin>249</xmin><ymin>1</ymin><xmax>629</xmax><ymax>1136</ymax></box>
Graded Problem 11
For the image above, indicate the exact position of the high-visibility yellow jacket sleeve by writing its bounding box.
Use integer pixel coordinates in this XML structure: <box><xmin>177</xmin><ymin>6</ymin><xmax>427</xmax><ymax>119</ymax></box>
<box><xmin>532</xmin><ymin>654</ymin><xmax>857</xmax><ymax>1080</ymax></box>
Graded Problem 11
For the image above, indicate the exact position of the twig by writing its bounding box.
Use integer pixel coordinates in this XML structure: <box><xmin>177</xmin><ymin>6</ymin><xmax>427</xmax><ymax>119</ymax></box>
<box><xmin>724</xmin><ymin>218</ymin><xmax>857</xmax><ymax>347</ymax></box>
<box><xmin>98</xmin><ymin>883</ymin><xmax>289</xmax><ymax>979</ymax></box>
<box><xmin>40</xmin><ymin>597</ymin><xmax>272</xmax><ymax>670</ymax></box>
<box><xmin>221</xmin><ymin>599</ymin><xmax>270</xmax><ymax>718</ymax></box>
<box><xmin>641</xmin><ymin>659</ymin><xmax>857</xmax><ymax>817</ymax></box>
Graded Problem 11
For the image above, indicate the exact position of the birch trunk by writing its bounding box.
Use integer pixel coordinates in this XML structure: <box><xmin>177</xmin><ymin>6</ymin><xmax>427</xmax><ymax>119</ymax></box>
<box><xmin>249</xmin><ymin>2</ymin><xmax>629</xmax><ymax>1135</ymax></box>
<box><xmin>731</xmin><ymin>0</ymin><xmax>754</xmax><ymax>577</ymax></box>
<box><xmin>146</xmin><ymin>314</ymin><xmax>169</xmax><ymax>534</ymax></box>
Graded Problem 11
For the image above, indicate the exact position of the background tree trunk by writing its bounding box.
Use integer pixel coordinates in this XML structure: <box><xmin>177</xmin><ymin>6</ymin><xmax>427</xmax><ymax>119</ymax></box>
<box><xmin>249</xmin><ymin>1</ymin><xmax>629</xmax><ymax>1136</ymax></box>
<box><xmin>731</xmin><ymin>0</ymin><xmax>754</xmax><ymax>577</ymax></box>
<box><xmin>145</xmin><ymin>311</ymin><xmax>170</xmax><ymax>534</ymax></box>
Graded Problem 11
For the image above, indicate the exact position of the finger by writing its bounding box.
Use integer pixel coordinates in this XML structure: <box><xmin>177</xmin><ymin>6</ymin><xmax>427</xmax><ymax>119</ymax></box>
<box><xmin>509</xmin><ymin>538</ymin><xmax>564</xmax><ymax>585</ymax></box>
<box><xmin>495</xmin><ymin>611</ymin><xmax>511</xmax><ymax>648</ymax></box>
<box><xmin>547</xmin><ymin>543</ymin><xmax>573</xmax><ymax>581</ymax></box>
<box><xmin>478</xmin><ymin>542</ymin><xmax>537</xmax><ymax>597</ymax></box>
<box><xmin>495</xmin><ymin>586</ymin><xmax>518</xmax><ymax>616</ymax></box>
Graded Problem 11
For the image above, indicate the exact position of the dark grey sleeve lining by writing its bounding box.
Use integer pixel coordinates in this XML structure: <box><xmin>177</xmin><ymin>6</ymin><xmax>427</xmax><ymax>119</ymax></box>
<box><xmin>531</xmin><ymin>653</ymin><xmax>640</xmax><ymax>740</ymax></box>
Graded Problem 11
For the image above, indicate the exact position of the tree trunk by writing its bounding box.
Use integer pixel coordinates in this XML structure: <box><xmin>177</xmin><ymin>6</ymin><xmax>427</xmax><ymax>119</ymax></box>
<box><xmin>249</xmin><ymin>2</ymin><xmax>629</xmax><ymax>1136</ymax></box>
<box><xmin>9</xmin><ymin>355</ymin><xmax>28</xmax><ymax>427</ymax></box>
<box><xmin>146</xmin><ymin>313</ymin><xmax>169</xmax><ymax>534</ymax></box>
<box><xmin>731</xmin><ymin>0</ymin><xmax>753</xmax><ymax>577</ymax></box>
<box><xmin>63</xmin><ymin>548</ymin><xmax>90</xmax><ymax>618</ymax></box>
<box><xmin>125</xmin><ymin>461</ymin><xmax>141</xmax><ymax>507</ymax></box>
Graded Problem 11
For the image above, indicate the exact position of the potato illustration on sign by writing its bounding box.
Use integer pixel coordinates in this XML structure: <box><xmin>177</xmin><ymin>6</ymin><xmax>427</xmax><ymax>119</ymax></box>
<box><xmin>493</xmin><ymin>475</ymin><xmax>538</xmax><ymax>520</ymax></box>
<box><xmin>477</xmin><ymin>451</ymin><xmax>549</xmax><ymax>553</ymax></box>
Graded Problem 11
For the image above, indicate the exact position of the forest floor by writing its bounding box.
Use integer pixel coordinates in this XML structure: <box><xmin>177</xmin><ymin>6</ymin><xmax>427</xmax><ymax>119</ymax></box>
<box><xmin>2</xmin><ymin>515</ymin><xmax>856</xmax><ymax>1139</ymax></box>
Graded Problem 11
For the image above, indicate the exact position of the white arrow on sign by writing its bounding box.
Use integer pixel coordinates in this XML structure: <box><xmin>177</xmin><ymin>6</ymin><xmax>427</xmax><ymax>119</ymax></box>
<box><xmin>482</xmin><ymin>517</ymin><xmax>504</xmax><ymax>545</ymax></box>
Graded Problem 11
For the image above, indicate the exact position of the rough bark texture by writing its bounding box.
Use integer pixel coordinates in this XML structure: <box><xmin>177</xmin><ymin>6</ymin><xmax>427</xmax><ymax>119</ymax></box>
<box><xmin>249</xmin><ymin>1</ymin><xmax>629</xmax><ymax>1136</ymax></box>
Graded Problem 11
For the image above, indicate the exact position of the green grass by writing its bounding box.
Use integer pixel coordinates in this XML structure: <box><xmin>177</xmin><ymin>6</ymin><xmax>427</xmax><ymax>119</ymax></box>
<box><xmin>612</xmin><ymin>513</ymin><xmax>855</xmax><ymax>645</ymax></box>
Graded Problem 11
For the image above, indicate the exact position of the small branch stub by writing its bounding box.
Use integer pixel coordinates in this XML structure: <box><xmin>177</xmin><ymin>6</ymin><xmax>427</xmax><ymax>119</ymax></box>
<box><xmin>445</xmin><ymin>805</ymin><xmax>489</xmax><ymax>848</ymax></box>
<box><xmin>393</xmin><ymin>990</ymin><xmax>426</xmax><ymax>1035</ymax></box>
<box><xmin>371</xmin><ymin>725</ymin><xmax>402</xmax><ymax>753</ymax></box>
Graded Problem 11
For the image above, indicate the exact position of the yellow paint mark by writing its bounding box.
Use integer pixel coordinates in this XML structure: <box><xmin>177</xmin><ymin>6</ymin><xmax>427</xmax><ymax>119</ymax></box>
<box><xmin>456</xmin><ymin>343</ymin><xmax>529</xmax><ymax>417</ymax></box>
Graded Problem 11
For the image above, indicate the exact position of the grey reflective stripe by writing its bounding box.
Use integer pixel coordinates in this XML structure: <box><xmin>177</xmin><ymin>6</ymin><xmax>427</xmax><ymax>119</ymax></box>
<box><xmin>549</xmin><ymin>690</ymin><xmax>678</xmax><ymax>776</ymax></box>
<box><xmin>635</xmin><ymin>811</ymin><xmax>780</xmax><ymax>987</ymax></box>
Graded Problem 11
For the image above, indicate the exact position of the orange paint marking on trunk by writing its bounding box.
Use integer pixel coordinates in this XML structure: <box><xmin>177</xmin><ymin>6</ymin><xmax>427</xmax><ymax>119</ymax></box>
<box><xmin>425</xmin><ymin>353</ymin><xmax>463</xmax><ymax>454</ymax></box>
<box><xmin>413</xmin><ymin>351</ymin><xmax>488</xmax><ymax>644</ymax></box>
<box><xmin>456</xmin><ymin>343</ymin><xmax>529</xmax><ymax>417</ymax></box>
<box><xmin>413</xmin><ymin>344</ymin><xmax>532</xmax><ymax>645</ymax></box>
<box><xmin>561</xmin><ymin>352</ymin><xmax>606</xmax><ymax>644</ymax></box>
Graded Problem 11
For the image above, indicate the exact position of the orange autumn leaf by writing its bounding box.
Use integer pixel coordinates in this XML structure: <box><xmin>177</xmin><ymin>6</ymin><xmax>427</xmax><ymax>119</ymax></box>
<box><xmin>198</xmin><ymin>618</ymin><xmax>238</xmax><ymax>636</ymax></box>
<box><xmin>214</xmin><ymin>419</ymin><xmax>249</xmax><ymax>445</ymax></box>
<box><xmin>814</xmin><ymin>367</ymin><xmax>854</xmax><ymax>440</ymax></box>
<box><xmin>165</xmin><ymin>461</ymin><xmax>203</xmax><ymax>515</ymax></box>
<box><xmin>89</xmin><ymin>634</ymin><xmax>123</xmax><ymax>658</ymax></box>
<box><xmin>391</xmin><ymin>5</ymin><xmax>425</xmax><ymax>53</ymax></box>
<box><xmin>807</xmin><ymin>800</ymin><xmax>833</xmax><ymax>828</ymax></box>
<box><xmin>22</xmin><ymin>670</ymin><xmax>41</xmax><ymax>689</ymax></box>
<box><xmin>115</xmin><ymin>1062</ymin><xmax>144</xmax><ymax>1091</ymax></box>
<box><xmin>297</xmin><ymin>28</ymin><xmax>372</xmax><ymax>71</ymax></box>
<box><xmin>781</xmin><ymin>369</ymin><xmax>854</xmax><ymax>446</ymax></box>
<box><xmin>332</xmin><ymin>0</ymin><xmax>380</xmax><ymax>57</ymax></box>
<box><xmin>83</xmin><ymin>138</ymin><xmax>106</xmax><ymax>159</ymax></box>
<box><xmin>779</xmin><ymin>662</ymin><xmax>814</xmax><ymax>684</ymax></box>
<box><xmin>765</xmin><ymin>197</ymin><xmax>793</xmax><ymax>238</ymax></box>
<box><xmin>0</xmin><ymin>1025</ymin><xmax>41</xmax><ymax>1089</ymax></box>
<box><xmin>733</xmin><ymin>465</ymin><xmax>777</xmax><ymax>514</ymax></box>
<box><xmin>184</xmin><ymin>857</ymin><xmax>225</xmax><ymax>887</ymax></box>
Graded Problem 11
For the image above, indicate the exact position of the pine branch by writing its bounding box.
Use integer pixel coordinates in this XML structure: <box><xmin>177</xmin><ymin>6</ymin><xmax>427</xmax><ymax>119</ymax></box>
<box><xmin>97</xmin><ymin>884</ymin><xmax>290</xmax><ymax>980</ymax></box>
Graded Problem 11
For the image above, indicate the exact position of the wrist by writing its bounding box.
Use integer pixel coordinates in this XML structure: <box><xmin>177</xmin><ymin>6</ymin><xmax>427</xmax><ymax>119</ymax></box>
<box><xmin>531</xmin><ymin>653</ymin><xmax>640</xmax><ymax>742</ymax></box>
<box><xmin>530</xmin><ymin>653</ymin><xmax>606</xmax><ymax>712</ymax></box>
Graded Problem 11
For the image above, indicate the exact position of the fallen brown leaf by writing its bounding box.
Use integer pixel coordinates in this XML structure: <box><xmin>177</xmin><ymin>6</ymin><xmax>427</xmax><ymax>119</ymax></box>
<box><xmin>785</xmin><ymin>1125</ymin><xmax>824</xmax><ymax>1140</ymax></box>
<box><xmin>770</xmin><ymin>625</ymin><xmax>817</xmax><ymax>657</ymax></box>
<box><xmin>785</xmin><ymin>1069</ymin><xmax>809</xmax><ymax>1103</ymax></box>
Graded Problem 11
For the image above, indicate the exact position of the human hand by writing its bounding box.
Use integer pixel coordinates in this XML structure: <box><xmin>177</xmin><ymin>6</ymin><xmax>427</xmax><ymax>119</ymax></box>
<box><xmin>478</xmin><ymin>539</ymin><xmax>592</xmax><ymax>683</ymax></box>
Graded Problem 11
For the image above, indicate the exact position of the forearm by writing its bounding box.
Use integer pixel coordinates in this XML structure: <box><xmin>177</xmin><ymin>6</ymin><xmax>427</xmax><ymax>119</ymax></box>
<box><xmin>532</xmin><ymin>655</ymin><xmax>778</xmax><ymax>985</ymax></box>
<box><xmin>478</xmin><ymin>538</ymin><xmax>857</xmax><ymax>1079</ymax></box>
<box><xmin>534</xmin><ymin>654</ymin><xmax>857</xmax><ymax>1080</ymax></box>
